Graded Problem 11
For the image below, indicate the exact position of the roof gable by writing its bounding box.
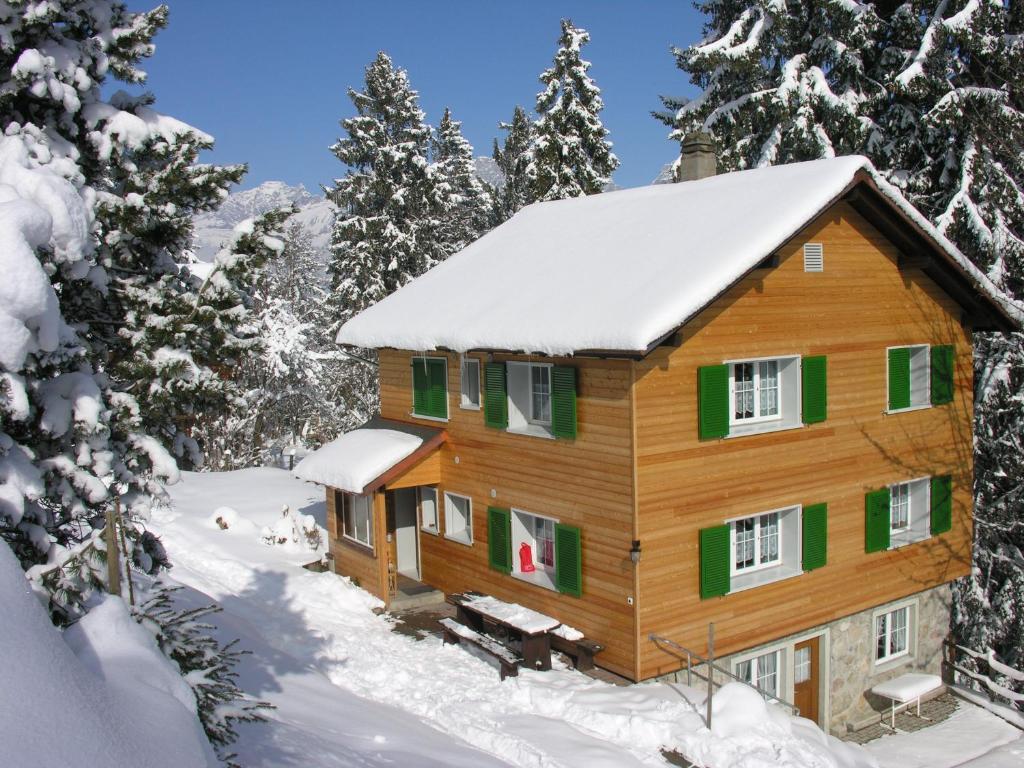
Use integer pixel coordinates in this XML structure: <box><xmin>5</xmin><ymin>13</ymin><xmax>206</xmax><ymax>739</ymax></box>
<box><xmin>337</xmin><ymin>157</ymin><xmax>1018</xmax><ymax>356</ymax></box>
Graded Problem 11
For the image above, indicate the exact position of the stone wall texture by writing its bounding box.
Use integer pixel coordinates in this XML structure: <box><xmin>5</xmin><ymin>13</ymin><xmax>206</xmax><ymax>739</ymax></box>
<box><xmin>828</xmin><ymin>583</ymin><xmax>951</xmax><ymax>733</ymax></box>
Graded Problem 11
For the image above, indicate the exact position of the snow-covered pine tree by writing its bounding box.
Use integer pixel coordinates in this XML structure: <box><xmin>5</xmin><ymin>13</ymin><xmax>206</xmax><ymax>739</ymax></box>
<box><xmin>659</xmin><ymin>0</ymin><xmax>1024</xmax><ymax>704</ymax></box>
<box><xmin>326</xmin><ymin>52</ymin><xmax>438</xmax><ymax>429</ymax></box>
<box><xmin>654</xmin><ymin>0</ymin><xmax>881</xmax><ymax>175</ymax></box>
<box><xmin>186</xmin><ymin>210</ymin><xmax>291</xmax><ymax>471</ymax></box>
<box><xmin>491</xmin><ymin>105</ymin><xmax>536</xmax><ymax>224</ymax></box>
<box><xmin>431</xmin><ymin>107</ymin><xmax>492</xmax><ymax>257</ymax></box>
<box><xmin>0</xmin><ymin>0</ymin><xmax>189</xmax><ymax>615</ymax></box>
<box><xmin>530</xmin><ymin>19</ymin><xmax>619</xmax><ymax>201</ymax></box>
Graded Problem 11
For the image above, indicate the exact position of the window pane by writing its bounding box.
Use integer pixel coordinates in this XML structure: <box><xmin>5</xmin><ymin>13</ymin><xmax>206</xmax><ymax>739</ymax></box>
<box><xmin>891</xmin><ymin>483</ymin><xmax>910</xmax><ymax>530</ymax></box>
<box><xmin>342</xmin><ymin>494</ymin><xmax>354</xmax><ymax>539</ymax></box>
<box><xmin>532</xmin><ymin>516</ymin><xmax>555</xmax><ymax>567</ymax></box>
<box><xmin>446</xmin><ymin>494</ymin><xmax>471</xmax><ymax>540</ymax></box>
<box><xmin>531</xmin><ymin>366</ymin><xmax>551</xmax><ymax>423</ymax></box>
<box><xmin>759</xmin><ymin>513</ymin><xmax>780</xmax><ymax>564</ymax></box>
<box><xmin>891</xmin><ymin>608</ymin><xmax>908</xmax><ymax>655</ymax></box>
<box><xmin>736</xmin><ymin>660</ymin><xmax>753</xmax><ymax>685</ymax></box>
<box><xmin>735</xmin><ymin>518</ymin><xmax>755</xmax><ymax>570</ymax></box>
<box><xmin>909</xmin><ymin>347</ymin><xmax>929</xmax><ymax>406</ymax></box>
<box><xmin>734</xmin><ymin>363</ymin><xmax>754</xmax><ymax>420</ymax></box>
<box><xmin>757</xmin><ymin>651</ymin><xmax>778</xmax><ymax>698</ymax></box>
<box><xmin>794</xmin><ymin>647</ymin><xmax>811</xmax><ymax>684</ymax></box>
<box><xmin>759</xmin><ymin>361</ymin><xmax>779</xmax><ymax>417</ymax></box>
<box><xmin>462</xmin><ymin>360</ymin><xmax>480</xmax><ymax>407</ymax></box>
<box><xmin>876</xmin><ymin>614</ymin><xmax>888</xmax><ymax>659</ymax></box>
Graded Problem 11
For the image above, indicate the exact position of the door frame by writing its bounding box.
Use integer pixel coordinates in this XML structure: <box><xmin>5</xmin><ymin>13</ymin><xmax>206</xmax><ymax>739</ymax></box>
<box><xmin>386</xmin><ymin>488</ymin><xmax>422</xmax><ymax>582</ymax></box>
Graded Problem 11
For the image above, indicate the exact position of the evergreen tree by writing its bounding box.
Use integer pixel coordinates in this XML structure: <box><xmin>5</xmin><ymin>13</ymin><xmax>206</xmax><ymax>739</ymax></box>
<box><xmin>491</xmin><ymin>105</ymin><xmax>536</xmax><ymax>224</ymax></box>
<box><xmin>654</xmin><ymin>0</ymin><xmax>881</xmax><ymax>174</ymax></box>
<box><xmin>530</xmin><ymin>19</ymin><xmax>619</xmax><ymax>201</ymax></box>
<box><xmin>432</xmin><ymin>107</ymin><xmax>492</xmax><ymax>256</ymax></box>
<box><xmin>326</xmin><ymin>52</ymin><xmax>438</xmax><ymax>429</ymax></box>
<box><xmin>659</xmin><ymin>0</ymin><xmax>1024</xmax><ymax>704</ymax></box>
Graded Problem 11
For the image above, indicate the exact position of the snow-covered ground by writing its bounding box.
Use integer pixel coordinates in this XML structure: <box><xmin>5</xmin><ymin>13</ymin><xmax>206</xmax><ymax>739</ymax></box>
<box><xmin>151</xmin><ymin>468</ymin><xmax>1021</xmax><ymax>767</ymax></box>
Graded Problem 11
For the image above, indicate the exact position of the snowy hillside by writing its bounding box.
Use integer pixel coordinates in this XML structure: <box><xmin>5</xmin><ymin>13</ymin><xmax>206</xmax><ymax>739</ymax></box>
<box><xmin>192</xmin><ymin>181</ymin><xmax>336</xmax><ymax>261</ymax></box>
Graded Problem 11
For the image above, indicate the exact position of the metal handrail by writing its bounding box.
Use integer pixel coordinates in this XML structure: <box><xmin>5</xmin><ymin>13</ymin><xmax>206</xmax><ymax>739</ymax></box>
<box><xmin>649</xmin><ymin>632</ymin><xmax>800</xmax><ymax>717</ymax></box>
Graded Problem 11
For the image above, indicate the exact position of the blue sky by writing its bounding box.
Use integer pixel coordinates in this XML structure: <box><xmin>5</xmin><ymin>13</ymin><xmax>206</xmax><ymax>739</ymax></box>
<box><xmin>125</xmin><ymin>1</ymin><xmax>706</xmax><ymax>193</ymax></box>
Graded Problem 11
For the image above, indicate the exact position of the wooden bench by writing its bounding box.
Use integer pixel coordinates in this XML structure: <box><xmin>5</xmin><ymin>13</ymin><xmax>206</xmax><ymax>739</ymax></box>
<box><xmin>549</xmin><ymin>632</ymin><xmax>605</xmax><ymax>671</ymax></box>
<box><xmin>447</xmin><ymin>592</ymin><xmax>560</xmax><ymax>672</ymax></box>
<box><xmin>440</xmin><ymin>618</ymin><xmax>522</xmax><ymax>680</ymax></box>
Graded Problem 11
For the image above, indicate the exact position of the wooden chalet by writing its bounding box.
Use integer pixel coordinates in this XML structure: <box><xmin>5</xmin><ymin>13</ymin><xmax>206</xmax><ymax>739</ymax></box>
<box><xmin>297</xmin><ymin>139</ymin><xmax>1018</xmax><ymax>735</ymax></box>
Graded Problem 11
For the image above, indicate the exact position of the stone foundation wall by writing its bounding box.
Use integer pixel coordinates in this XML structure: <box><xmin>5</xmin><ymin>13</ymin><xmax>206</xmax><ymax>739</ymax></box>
<box><xmin>651</xmin><ymin>583</ymin><xmax>953</xmax><ymax>736</ymax></box>
<box><xmin>828</xmin><ymin>583</ymin><xmax>950</xmax><ymax>733</ymax></box>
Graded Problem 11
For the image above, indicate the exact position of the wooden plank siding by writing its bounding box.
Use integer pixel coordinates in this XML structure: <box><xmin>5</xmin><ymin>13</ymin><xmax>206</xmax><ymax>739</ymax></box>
<box><xmin>633</xmin><ymin>202</ymin><xmax>974</xmax><ymax>679</ymax></box>
<box><xmin>326</xmin><ymin>487</ymin><xmax>390</xmax><ymax>602</ymax></box>
<box><xmin>378</xmin><ymin>350</ymin><xmax>640</xmax><ymax>678</ymax></box>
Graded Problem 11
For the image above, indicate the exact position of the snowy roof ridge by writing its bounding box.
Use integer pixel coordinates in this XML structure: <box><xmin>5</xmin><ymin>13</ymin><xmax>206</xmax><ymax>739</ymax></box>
<box><xmin>338</xmin><ymin>156</ymin><xmax>1019</xmax><ymax>356</ymax></box>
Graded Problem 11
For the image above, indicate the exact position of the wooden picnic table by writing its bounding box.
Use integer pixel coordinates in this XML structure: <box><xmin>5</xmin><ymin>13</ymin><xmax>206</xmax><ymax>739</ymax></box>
<box><xmin>447</xmin><ymin>592</ymin><xmax>560</xmax><ymax>671</ymax></box>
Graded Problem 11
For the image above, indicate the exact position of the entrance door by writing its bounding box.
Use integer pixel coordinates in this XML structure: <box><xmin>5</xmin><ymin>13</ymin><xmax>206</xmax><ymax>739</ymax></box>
<box><xmin>793</xmin><ymin>636</ymin><xmax>821</xmax><ymax>724</ymax></box>
<box><xmin>392</xmin><ymin>487</ymin><xmax>420</xmax><ymax>580</ymax></box>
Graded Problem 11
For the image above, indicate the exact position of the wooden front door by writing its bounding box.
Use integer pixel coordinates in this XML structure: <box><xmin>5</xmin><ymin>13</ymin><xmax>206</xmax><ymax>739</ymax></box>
<box><xmin>793</xmin><ymin>636</ymin><xmax>820</xmax><ymax>724</ymax></box>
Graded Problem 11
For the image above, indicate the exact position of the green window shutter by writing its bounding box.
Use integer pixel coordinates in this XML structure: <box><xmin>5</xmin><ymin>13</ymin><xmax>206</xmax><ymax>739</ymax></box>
<box><xmin>888</xmin><ymin>348</ymin><xmax>911</xmax><ymax>411</ymax></box>
<box><xmin>487</xmin><ymin>507</ymin><xmax>512</xmax><ymax>573</ymax></box>
<box><xmin>483</xmin><ymin>362</ymin><xmax>508</xmax><ymax>429</ymax></box>
<box><xmin>412</xmin><ymin>358</ymin><xmax>430</xmax><ymax>415</ymax></box>
<box><xmin>931</xmin><ymin>345</ymin><xmax>954</xmax><ymax>406</ymax></box>
<box><xmin>427</xmin><ymin>358</ymin><xmax>448</xmax><ymax>418</ymax></box>
<box><xmin>699</xmin><ymin>525</ymin><xmax>730</xmax><ymax>599</ymax></box>
<box><xmin>551</xmin><ymin>366</ymin><xmax>578</xmax><ymax>439</ymax></box>
<box><xmin>802</xmin><ymin>503</ymin><xmax>828</xmax><ymax>571</ymax></box>
<box><xmin>554</xmin><ymin>523</ymin><xmax>582</xmax><ymax>597</ymax></box>
<box><xmin>802</xmin><ymin>356</ymin><xmax>828</xmax><ymax>424</ymax></box>
<box><xmin>698</xmin><ymin>364</ymin><xmax>730</xmax><ymax>440</ymax></box>
<box><xmin>931</xmin><ymin>475</ymin><xmax>953</xmax><ymax>535</ymax></box>
<box><xmin>865</xmin><ymin>488</ymin><xmax>891</xmax><ymax>553</ymax></box>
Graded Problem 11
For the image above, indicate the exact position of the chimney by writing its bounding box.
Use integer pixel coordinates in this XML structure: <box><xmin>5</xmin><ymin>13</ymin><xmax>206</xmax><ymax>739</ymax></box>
<box><xmin>677</xmin><ymin>131</ymin><xmax>717</xmax><ymax>182</ymax></box>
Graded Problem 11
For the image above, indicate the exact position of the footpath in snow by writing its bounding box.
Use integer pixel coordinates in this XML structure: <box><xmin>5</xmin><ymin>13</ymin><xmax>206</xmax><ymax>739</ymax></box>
<box><xmin>152</xmin><ymin>468</ymin><xmax>1017</xmax><ymax>768</ymax></box>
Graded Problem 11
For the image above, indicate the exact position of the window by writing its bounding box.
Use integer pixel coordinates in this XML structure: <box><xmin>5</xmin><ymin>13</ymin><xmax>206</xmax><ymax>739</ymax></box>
<box><xmin>420</xmin><ymin>486</ymin><xmax>438</xmax><ymax>535</ymax></box>
<box><xmin>794</xmin><ymin>646</ymin><xmax>812</xmax><ymax>684</ymax></box>
<box><xmin>531</xmin><ymin>365</ymin><xmax>551</xmax><ymax>424</ymax></box>
<box><xmin>460</xmin><ymin>356</ymin><xmax>480</xmax><ymax>410</ymax></box>
<box><xmin>444</xmin><ymin>491</ymin><xmax>473</xmax><ymax>545</ymax></box>
<box><xmin>732</xmin><ymin>360</ymin><xmax>779</xmax><ymax>422</ymax></box>
<box><xmin>733</xmin><ymin>512</ymin><xmax>780</xmax><ymax>572</ymax></box>
<box><xmin>875</xmin><ymin>605</ymin><xmax>911</xmax><ymax>663</ymax></box>
<box><xmin>340</xmin><ymin>492</ymin><xmax>374</xmax><ymax>549</ymax></box>
<box><xmin>505</xmin><ymin>362</ymin><xmax>555</xmax><ymax>438</ymax></box>
<box><xmin>725</xmin><ymin>356</ymin><xmax>801</xmax><ymax>436</ymax></box>
<box><xmin>411</xmin><ymin>356</ymin><xmax>448</xmax><ymax>420</ymax></box>
<box><xmin>727</xmin><ymin>506</ymin><xmax>801</xmax><ymax>591</ymax></box>
<box><xmin>888</xmin><ymin>345</ymin><xmax>930</xmax><ymax>411</ymax></box>
<box><xmin>736</xmin><ymin>650</ymin><xmax>781</xmax><ymax>699</ymax></box>
<box><xmin>511</xmin><ymin>509</ymin><xmax>559</xmax><ymax>589</ymax></box>
<box><xmin>889</xmin><ymin>478</ymin><xmax>931</xmax><ymax>547</ymax></box>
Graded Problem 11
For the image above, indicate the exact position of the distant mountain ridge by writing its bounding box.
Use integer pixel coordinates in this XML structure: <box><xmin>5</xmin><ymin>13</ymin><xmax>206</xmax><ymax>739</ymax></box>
<box><xmin>191</xmin><ymin>181</ymin><xmax>335</xmax><ymax>261</ymax></box>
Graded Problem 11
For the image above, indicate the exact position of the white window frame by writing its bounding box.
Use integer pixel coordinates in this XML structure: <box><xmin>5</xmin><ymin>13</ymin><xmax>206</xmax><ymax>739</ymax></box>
<box><xmin>460</xmin><ymin>355</ymin><xmax>481</xmax><ymax>410</ymax></box>
<box><xmin>505</xmin><ymin>361</ymin><xmax>555</xmax><ymax>439</ymax></box>
<box><xmin>734</xmin><ymin>648</ymin><xmax>783</xmax><ymax>701</ymax></box>
<box><xmin>340</xmin><ymin>492</ymin><xmax>374</xmax><ymax>550</ymax></box>
<box><xmin>873</xmin><ymin>599</ymin><xmax>917</xmax><ymax>667</ymax></box>
<box><xmin>724</xmin><ymin>355</ymin><xmax>802</xmax><ymax>437</ymax></box>
<box><xmin>511</xmin><ymin>508</ymin><xmax>559</xmax><ymax>591</ymax></box>
<box><xmin>419</xmin><ymin>486</ymin><xmax>439</xmax><ymax>536</ymax></box>
<box><xmin>443</xmin><ymin>491</ymin><xmax>473</xmax><ymax>546</ymax></box>
<box><xmin>731</xmin><ymin>512</ymin><xmax>781</xmax><ymax>575</ymax></box>
<box><xmin>410</xmin><ymin>355</ymin><xmax>449</xmax><ymax>422</ymax></box>
<box><xmin>889</xmin><ymin>477</ymin><xmax>931</xmax><ymax>548</ymax></box>
<box><xmin>727</xmin><ymin>505</ymin><xmax>802</xmax><ymax>592</ymax></box>
<box><xmin>887</xmin><ymin>345</ymin><xmax>931</xmax><ymax>413</ymax></box>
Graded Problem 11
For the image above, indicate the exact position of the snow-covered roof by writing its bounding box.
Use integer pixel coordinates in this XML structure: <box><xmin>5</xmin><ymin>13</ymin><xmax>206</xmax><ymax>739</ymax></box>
<box><xmin>338</xmin><ymin>156</ymin><xmax>1018</xmax><ymax>356</ymax></box>
<box><xmin>294</xmin><ymin>417</ymin><xmax>445</xmax><ymax>494</ymax></box>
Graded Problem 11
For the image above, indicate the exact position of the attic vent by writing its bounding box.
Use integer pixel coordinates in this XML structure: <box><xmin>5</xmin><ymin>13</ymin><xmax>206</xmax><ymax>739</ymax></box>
<box><xmin>803</xmin><ymin>243</ymin><xmax>824</xmax><ymax>272</ymax></box>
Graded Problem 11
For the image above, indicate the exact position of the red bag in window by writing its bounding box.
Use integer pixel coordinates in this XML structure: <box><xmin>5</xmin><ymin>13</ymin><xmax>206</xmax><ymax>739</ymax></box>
<box><xmin>519</xmin><ymin>542</ymin><xmax>536</xmax><ymax>573</ymax></box>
